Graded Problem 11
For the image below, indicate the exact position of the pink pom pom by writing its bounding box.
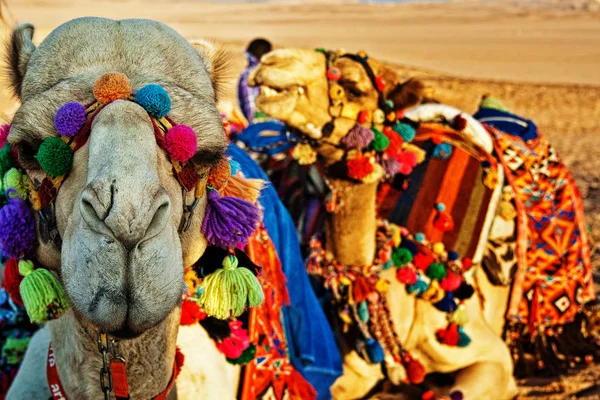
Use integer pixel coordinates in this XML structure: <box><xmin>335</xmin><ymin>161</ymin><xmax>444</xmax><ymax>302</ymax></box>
<box><xmin>440</xmin><ymin>272</ymin><xmax>463</xmax><ymax>292</ymax></box>
<box><xmin>165</xmin><ymin>125</ymin><xmax>197</xmax><ymax>162</ymax></box>
<box><xmin>0</xmin><ymin>124</ymin><xmax>10</xmax><ymax>148</ymax></box>
<box><xmin>216</xmin><ymin>320</ymin><xmax>251</xmax><ymax>359</ymax></box>
<box><xmin>396</xmin><ymin>266</ymin><xmax>417</xmax><ymax>285</ymax></box>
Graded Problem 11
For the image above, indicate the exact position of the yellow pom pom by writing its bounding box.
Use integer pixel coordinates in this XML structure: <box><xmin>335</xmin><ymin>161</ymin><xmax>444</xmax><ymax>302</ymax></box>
<box><xmin>93</xmin><ymin>73</ymin><xmax>132</xmax><ymax>103</ymax></box>
<box><xmin>375</xmin><ymin>279</ymin><xmax>389</xmax><ymax>293</ymax></box>
<box><xmin>291</xmin><ymin>143</ymin><xmax>317</xmax><ymax>165</ymax></box>
<box><xmin>432</xmin><ymin>242</ymin><xmax>445</xmax><ymax>255</ymax></box>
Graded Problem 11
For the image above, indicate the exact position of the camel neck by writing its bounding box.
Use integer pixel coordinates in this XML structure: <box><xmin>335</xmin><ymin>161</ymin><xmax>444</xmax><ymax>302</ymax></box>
<box><xmin>48</xmin><ymin>309</ymin><xmax>178</xmax><ymax>399</ymax></box>
<box><xmin>324</xmin><ymin>179</ymin><xmax>378</xmax><ymax>267</ymax></box>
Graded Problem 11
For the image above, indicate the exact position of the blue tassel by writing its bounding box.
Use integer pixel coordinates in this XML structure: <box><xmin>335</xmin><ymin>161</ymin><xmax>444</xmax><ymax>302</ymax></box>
<box><xmin>457</xmin><ymin>328</ymin><xmax>471</xmax><ymax>347</ymax></box>
<box><xmin>365</xmin><ymin>338</ymin><xmax>385</xmax><ymax>364</ymax></box>
<box><xmin>358</xmin><ymin>301</ymin><xmax>370</xmax><ymax>322</ymax></box>
<box><xmin>434</xmin><ymin>292</ymin><xmax>457</xmax><ymax>313</ymax></box>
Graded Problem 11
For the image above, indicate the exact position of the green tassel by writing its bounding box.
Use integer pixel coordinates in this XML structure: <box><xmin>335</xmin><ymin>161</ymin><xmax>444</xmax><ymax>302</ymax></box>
<box><xmin>226</xmin><ymin>343</ymin><xmax>257</xmax><ymax>365</ymax></box>
<box><xmin>369</xmin><ymin>128</ymin><xmax>390</xmax><ymax>151</ymax></box>
<box><xmin>198</xmin><ymin>254</ymin><xmax>264</xmax><ymax>319</ymax></box>
<box><xmin>1</xmin><ymin>336</ymin><xmax>31</xmax><ymax>365</ymax></box>
<box><xmin>19</xmin><ymin>260</ymin><xmax>70</xmax><ymax>324</ymax></box>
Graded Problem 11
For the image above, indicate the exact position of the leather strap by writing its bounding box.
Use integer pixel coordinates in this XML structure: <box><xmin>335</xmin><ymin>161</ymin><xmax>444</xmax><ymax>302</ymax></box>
<box><xmin>46</xmin><ymin>344</ymin><xmax>68</xmax><ymax>400</ymax></box>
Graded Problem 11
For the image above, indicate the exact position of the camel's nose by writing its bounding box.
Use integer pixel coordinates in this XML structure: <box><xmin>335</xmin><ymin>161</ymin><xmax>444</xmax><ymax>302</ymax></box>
<box><xmin>80</xmin><ymin>178</ymin><xmax>171</xmax><ymax>249</ymax></box>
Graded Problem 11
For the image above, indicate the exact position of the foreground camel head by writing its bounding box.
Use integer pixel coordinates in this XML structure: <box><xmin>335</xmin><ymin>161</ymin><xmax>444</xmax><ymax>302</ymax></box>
<box><xmin>6</xmin><ymin>18</ymin><xmax>227</xmax><ymax>337</ymax></box>
<box><xmin>249</xmin><ymin>48</ymin><xmax>424</xmax><ymax>162</ymax></box>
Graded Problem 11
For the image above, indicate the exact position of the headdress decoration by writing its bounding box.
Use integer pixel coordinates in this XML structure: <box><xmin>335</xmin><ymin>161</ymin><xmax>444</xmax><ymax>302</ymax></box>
<box><xmin>0</xmin><ymin>73</ymin><xmax>264</xmax><ymax>329</ymax></box>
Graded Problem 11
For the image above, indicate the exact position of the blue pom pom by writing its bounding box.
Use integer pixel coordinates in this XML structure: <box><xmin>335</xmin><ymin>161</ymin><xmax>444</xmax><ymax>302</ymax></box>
<box><xmin>135</xmin><ymin>84</ymin><xmax>172</xmax><ymax>118</ymax></box>
<box><xmin>434</xmin><ymin>292</ymin><xmax>457</xmax><ymax>313</ymax></box>
<box><xmin>415</xmin><ymin>232</ymin><xmax>426</xmax><ymax>243</ymax></box>
<box><xmin>433</xmin><ymin>143</ymin><xmax>453</xmax><ymax>159</ymax></box>
<box><xmin>358</xmin><ymin>301</ymin><xmax>370</xmax><ymax>322</ymax></box>
<box><xmin>393</xmin><ymin>122</ymin><xmax>416</xmax><ymax>142</ymax></box>
<box><xmin>457</xmin><ymin>329</ymin><xmax>471</xmax><ymax>347</ymax></box>
<box><xmin>407</xmin><ymin>279</ymin><xmax>428</xmax><ymax>295</ymax></box>
<box><xmin>435</xmin><ymin>202</ymin><xmax>446</xmax><ymax>212</ymax></box>
<box><xmin>448</xmin><ymin>251</ymin><xmax>459</xmax><ymax>261</ymax></box>
<box><xmin>365</xmin><ymin>338</ymin><xmax>384</xmax><ymax>364</ymax></box>
<box><xmin>401</xmin><ymin>240</ymin><xmax>418</xmax><ymax>255</ymax></box>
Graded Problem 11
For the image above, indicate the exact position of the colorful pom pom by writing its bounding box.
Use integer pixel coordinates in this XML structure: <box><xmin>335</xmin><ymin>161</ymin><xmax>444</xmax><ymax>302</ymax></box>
<box><xmin>448</xmin><ymin>305</ymin><xmax>469</xmax><ymax>326</ymax></box>
<box><xmin>54</xmin><ymin>102</ymin><xmax>87</xmax><ymax>137</ymax></box>
<box><xmin>436</xmin><ymin>323</ymin><xmax>459</xmax><ymax>346</ymax></box>
<box><xmin>369</xmin><ymin>128</ymin><xmax>390</xmax><ymax>151</ymax></box>
<box><xmin>165</xmin><ymin>125</ymin><xmax>197</xmax><ymax>162</ymax></box>
<box><xmin>433</xmin><ymin>142</ymin><xmax>453</xmax><ymax>159</ymax></box>
<box><xmin>372</xmin><ymin>109</ymin><xmax>385</xmax><ymax>125</ymax></box>
<box><xmin>3</xmin><ymin>258</ymin><xmax>23</xmax><ymax>306</ymax></box>
<box><xmin>19</xmin><ymin>260</ymin><xmax>69</xmax><ymax>323</ymax></box>
<box><xmin>381</xmin><ymin>157</ymin><xmax>400</xmax><ymax>176</ymax></box>
<box><xmin>346</xmin><ymin>153</ymin><xmax>374</xmax><ymax>181</ymax></box>
<box><xmin>457</xmin><ymin>329</ymin><xmax>471</xmax><ymax>348</ymax></box>
<box><xmin>382</xmin><ymin>127</ymin><xmax>403</xmax><ymax>157</ymax></box>
<box><xmin>392</xmin><ymin>122</ymin><xmax>416</xmax><ymax>142</ymax></box>
<box><xmin>358</xmin><ymin>301</ymin><xmax>370</xmax><ymax>322</ymax></box>
<box><xmin>396</xmin><ymin>266</ymin><xmax>417</xmax><ymax>285</ymax></box>
<box><xmin>440</xmin><ymin>272</ymin><xmax>463</xmax><ymax>292</ymax></box>
<box><xmin>227</xmin><ymin>343</ymin><xmax>256</xmax><ymax>365</ymax></box>
<box><xmin>432</xmin><ymin>242</ymin><xmax>445</xmax><ymax>255</ymax></box>
<box><xmin>447</xmin><ymin>251</ymin><xmax>459</xmax><ymax>261</ymax></box>
<box><xmin>180</xmin><ymin>299</ymin><xmax>206</xmax><ymax>325</ymax></box>
<box><xmin>426</xmin><ymin>262</ymin><xmax>447</xmax><ymax>280</ymax></box>
<box><xmin>392</xmin><ymin>247</ymin><xmax>413</xmax><ymax>267</ymax></box>
<box><xmin>201</xmin><ymin>190</ymin><xmax>260</xmax><ymax>248</ymax></box>
<box><xmin>0</xmin><ymin>198</ymin><xmax>37</xmax><ymax>258</ymax></box>
<box><xmin>342</xmin><ymin>125</ymin><xmax>374</xmax><ymax>149</ymax></box>
<box><xmin>0</xmin><ymin>124</ymin><xmax>10</xmax><ymax>149</ymax></box>
<box><xmin>414</xmin><ymin>232</ymin><xmax>425</xmax><ymax>243</ymax></box>
<box><xmin>326</xmin><ymin>67</ymin><xmax>341</xmax><ymax>82</ymax></box>
<box><xmin>452</xmin><ymin>114</ymin><xmax>468</xmax><ymax>131</ymax></box>
<box><xmin>412</xmin><ymin>250</ymin><xmax>433</xmax><ymax>270</ymax></box>
<box><xmin>435</xmin><ymin>202</ymin><xmax>446</xmax><ymax>212</ymax></box>
<box><xmin>405</xmin><ymin>357</ymin><xmax>425</xmax><ymax>384</ymax></box>
<box><xmin>450</xmin><ymin>390</ymin><xmax>465</xmax><ymax>400</ymax></box>
<box><xmin>365</xmin><ymin>338</ymin><xmax>384</xmax><ymax>364</ymax></box>
<box><xmin>135</xmin><ymin>84</ymin><xmax>172</xmax><ymax>118</ymax></box>
<box><xmin>36</xmin><ymin>137</ymin><xmax>73</xmax><ymax>177</ymax></box>
<box><xmin>375</xmin><ymin>76</ymin><xmax>386</xmax><ymax>92</ymax></box>
<box><xmin>407</xmin><ymin>279</ymin><xmax>428</xmax><ymax>295</ymax></box>
<box><xmin>357</xmin><ymin>110</ymin><xmax>370</xmax><ymax>124</ymax></box>
<box><xmin>434</xmin><ymin>211</ymin><xmax>455</xmax><ymax>232</ymax></box>
<box><xmin>93</xmin><ymin>73</ymin><xmax>132</xmax><ymax>103</ymax></box>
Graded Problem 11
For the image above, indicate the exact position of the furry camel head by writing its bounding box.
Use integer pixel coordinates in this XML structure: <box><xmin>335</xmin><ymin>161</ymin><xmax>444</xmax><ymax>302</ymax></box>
<box><xmin>249</xmin><ymin>48</ymin><xmax>424</xmax><ymax>162</ymax></box>
<box><xmin>6</xmin><ymin>18</ymin><xmax>227</xmax><ymax>337</ymax></box>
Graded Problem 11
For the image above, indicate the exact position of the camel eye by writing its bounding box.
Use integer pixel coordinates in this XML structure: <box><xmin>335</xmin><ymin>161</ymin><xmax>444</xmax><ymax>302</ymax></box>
<box><xmin>338</xmin><ymin>79</ymin><xmax>364</xmax><ymax>99</ymax></box>
<box><xmin>16</xmin><ymin>141</ymin><xmax>41</xmax><ymax>170</ymax></box>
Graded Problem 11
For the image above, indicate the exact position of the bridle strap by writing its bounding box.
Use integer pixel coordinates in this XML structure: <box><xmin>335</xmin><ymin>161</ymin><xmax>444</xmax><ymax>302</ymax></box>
<box><xmin>339</xmin><ymin>53</ymin><xmax>386</xmax><ymax>110</ymax></box>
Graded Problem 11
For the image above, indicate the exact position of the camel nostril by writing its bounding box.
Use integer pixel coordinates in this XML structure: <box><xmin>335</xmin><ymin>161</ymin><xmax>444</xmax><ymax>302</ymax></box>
<box><xmin>142</xmin><ymin>198</ymin><xmax>171</xmax><ymax>242</ymax></box>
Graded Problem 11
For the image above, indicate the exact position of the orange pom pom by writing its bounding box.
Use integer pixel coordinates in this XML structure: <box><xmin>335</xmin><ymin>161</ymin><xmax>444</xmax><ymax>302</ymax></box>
<box><xmin>93</xmin><ymin>73</ymin><xmax>132</xmax><ymax>103</ymax></box>
<box><xmin>347</xmin><ymin>153</ymin><xmax>374</xmax><ymax>181</ymax></box>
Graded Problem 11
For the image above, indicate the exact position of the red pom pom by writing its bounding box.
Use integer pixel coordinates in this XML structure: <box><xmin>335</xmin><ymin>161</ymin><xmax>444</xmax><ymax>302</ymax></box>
<box><xmin>383</xmin><ymin>127</ymin><xmax>404</xmax><ymax>157</ymax></box>
<box><xmin>453</xmin><ymin>114</ymin><xmax>468</xmax><ymax>131</ymax></box>
<box><xmin>166</xmin><ymin>125</ymin><xmax>198</xmax><ymax>162</ymax></box>
<box><xmin>375</xmin><ymin>76</ymin><xmax>386</xmax><ymax>92</ymax></box>
<box><xmin>434</xmin><ymin>212</ymin><xmax>455</xmax><ymax>232</ymax></box>
<box><xmin>462</xmin><ymin>258</ymin><xmax>473</xmax><ymax>271</ymax></box>
<box><xmin>422</xmin><ymin>390</ymin><xmax>436</xmax><ymax>400</ymax></box>
<box><xmin>406</xmin><ymin>358</ymin><xmax>426</xmax><ymax>384</ymax></box>
<box><xmin>326</xmin><ymin>67</ymin><xmax>342</xmax><ymax>82</ymax></box>
<box><xmin>436</xmin><ymin>324</ymin><xmax>459</xmax><ymax>346</ymax></box>
<box><xmin>3</xmin><ymin>258</ymin><xmax>23</xmax><ymax>306</ymax></box>
<box><xmin>357</xmin><ymin>110</ymin><xmax>370</xmax><ymax>124</ymax></box>
<box><xmin>347</xmin><ymin>154</ymin><xmax>374</xmax><ymax>181</ymax></box>
<box><xmin>440</xmin><ymin>272</ymin><xmax>463</xmax><ymax>292</ymax></box>
<box><xmin>412</xmin><ymin>249</ymin><xmax>434</xmax><ymax>270</ymax></box>
<box><xmin>180</xmin><ymin>300</ymin><xmax>206</xmax><ymax>325</ymax></box>
<box><xmin>396</xmin><ymin>267</ymin><xmax>417</xmax><ymax>285</ymax></box>
<box><xmin>174</xmin><ymin>346</ymin><xmax>185</xmax><ymax>379</ymax></box>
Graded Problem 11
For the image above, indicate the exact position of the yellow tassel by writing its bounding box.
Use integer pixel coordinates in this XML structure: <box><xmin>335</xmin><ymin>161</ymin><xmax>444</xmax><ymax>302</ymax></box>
<box><xmin>221</xmin><ymin>175</ymin><xmax>264</xmax><ymax>204</ymax></box>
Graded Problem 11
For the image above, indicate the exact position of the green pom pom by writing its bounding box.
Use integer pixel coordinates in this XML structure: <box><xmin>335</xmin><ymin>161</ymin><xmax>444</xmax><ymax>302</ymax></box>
<box><xmin>426</xmin><ymin>262</ymin><xmax>447</xmax><ymax>280</ymax></box>
<box><xmin>0</xmin><ymin>144</ymin><xmax>15</xmax><ymax>179</ymax></box>
<box><xmin>198</xmin><ymin>255</ymin><xmax>265</xmax><ymax>319</ymax></box>
<box><xmin>1</xmin><ymin>336</ymin><xmax>31</xmax><ymax>365</ymax></box>
<box><xmin>19</xmin><ymin>261</ymin><xmax>70</xmax><ymax>324</ymax></box>
<box><xmin>480</xmin><ymin>96</ymin><xmax>508</xmax><ymax>112</ymax></box>
<box><xmin>369</xmin><ymin>128</ymin><xmax>390</xmax><ymax>151</ymax></box>
<box><xmin>226</xmin><ymin>343</ymin><xmax>256</xmax><ymax>365</ymax></box>
<box><xmin>3</xmin><ymin>168</ymin><xmax>28</xmax><ymax>199</ymax></box>
<box><xmin>36</xmin><ymin>137</ymin><xmax>73</xmax><ymax>177</ymax></box>
<box><xmin>392</xmin><ymin>247</ymin><xmax>413</xmax><ymax>267</ymax></box>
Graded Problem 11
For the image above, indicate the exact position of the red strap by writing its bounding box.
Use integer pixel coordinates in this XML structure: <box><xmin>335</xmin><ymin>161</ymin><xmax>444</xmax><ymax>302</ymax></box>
<box><xmin>111</xmin><ymin>359</ymin><xmax>130</xmax><ymax>400</ymax></box>
<box><xmin>152</xmin><ymin>360</ymin><xmax>178</xmax><ymax>400</ymax></box>
<box><xmin>47</xmin><ymin>344</ymin><xmax>68</xmax><ymax>400</ymax></box>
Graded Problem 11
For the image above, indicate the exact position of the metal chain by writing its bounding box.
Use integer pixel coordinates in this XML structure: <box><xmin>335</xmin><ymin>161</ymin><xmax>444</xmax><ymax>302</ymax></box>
<box><xmin>97</xmin><ymin>332</ymin><xmax>113</xmax><ymax>400</ymax></box>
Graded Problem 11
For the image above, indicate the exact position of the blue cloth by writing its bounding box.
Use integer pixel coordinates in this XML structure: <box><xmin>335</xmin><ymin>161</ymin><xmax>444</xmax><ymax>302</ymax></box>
<box><xmin>228</xmin><ymin>144</ymin><xmax>342</xmax><ymax>399</ymax></box>
<box><xmin>238</xmin><ymin>52</ymin><xmax>260</xmax><ymax>122</ymax></box>
<box><xmin>236</xmin><ymin>121</ymin><xmax>300</xmax><ymax>157</ymax></box>
<box><xmin>473</xmin><ymin>107</ymin><xmax>538</xmax><ymax>141</ymax></box>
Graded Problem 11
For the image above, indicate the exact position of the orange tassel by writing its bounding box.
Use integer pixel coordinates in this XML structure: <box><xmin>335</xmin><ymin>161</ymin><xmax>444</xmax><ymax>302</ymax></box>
<box><xmin>207</xmin><ymin>158</ymin><xmax>231</xmax><ymax>191</ymax></box>
<box><xmin>221</xmin><ymin>175</ymin><xmax>264</xmax><ymax>203</ymax></box>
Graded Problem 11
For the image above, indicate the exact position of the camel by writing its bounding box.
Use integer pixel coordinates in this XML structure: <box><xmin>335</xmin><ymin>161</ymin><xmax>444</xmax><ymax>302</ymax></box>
<box><xmin>3</xmin><ymin>18</ymin><xmax>249</xmax><ymax>399</ymax></box>
<box><xmin>248</xmin><ymin>48</ymin><xmax>518</xmax><ymax>399</ymax></box>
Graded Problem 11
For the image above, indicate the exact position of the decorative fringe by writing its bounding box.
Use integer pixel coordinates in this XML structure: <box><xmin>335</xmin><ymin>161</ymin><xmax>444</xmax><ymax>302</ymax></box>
<box><xmin>198</xmin><ymin>254</ymin><xmax>264</xmax><ymax>319</ymax></box>
<box><xmin>201</xmin><ymin>190</ymin><xmax>260</xmax><ymax>248</ymax></box>
<box><xmin>221</xmin><ymin>175</ymin><xmax>264</xmax><ymax>204</ymax></box>
<box><xmin>19</xmin><ymin>260</ymin><xmax>70</xmax><ymax>323</ymax></box>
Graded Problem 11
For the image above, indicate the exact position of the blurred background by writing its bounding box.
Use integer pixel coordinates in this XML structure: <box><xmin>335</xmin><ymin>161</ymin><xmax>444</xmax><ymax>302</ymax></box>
<box><xmin>1</xmin><ymin>0</ymin><xmax>599</xmax><ymax>397</ymax></box>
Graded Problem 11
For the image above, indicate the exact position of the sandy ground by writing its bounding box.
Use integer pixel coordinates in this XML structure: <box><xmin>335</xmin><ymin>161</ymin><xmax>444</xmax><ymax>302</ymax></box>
<box><xmin>1</xmin><ymin>0</ymin><xmax>599</xmax><ymax>398</ymax></box>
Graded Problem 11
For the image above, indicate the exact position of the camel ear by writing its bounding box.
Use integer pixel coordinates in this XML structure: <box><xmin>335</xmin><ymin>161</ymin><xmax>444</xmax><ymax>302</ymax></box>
<box><xmin>5</xmin><ymin>23</ymin><xmax>36</xmax><ymax>99</ymax></box>
<box><xmin>387</xmin><ymin>78</ymin><xmax>425</xmax><ymax>110</ymax></box>
<box><xmin>189</xmin><ymin>39</ymin><xmax>231</xmax><ymax>103</ymax></box>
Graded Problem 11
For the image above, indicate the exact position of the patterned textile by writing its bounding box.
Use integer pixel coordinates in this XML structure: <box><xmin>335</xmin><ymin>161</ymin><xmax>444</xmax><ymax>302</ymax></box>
<box><xmin>377</xmin><ymin>125</ymin><xmax>499</xmax><ymax>263</ymax></box>
<box><xmin>491</xmin><ymin>128</ymin><xmax>595</xmax><ymax>329</ymax></box>
<box><xmin>242</xmin><ymin>227</ymin><xmax>317</xmax><ymax>400</ymax></box>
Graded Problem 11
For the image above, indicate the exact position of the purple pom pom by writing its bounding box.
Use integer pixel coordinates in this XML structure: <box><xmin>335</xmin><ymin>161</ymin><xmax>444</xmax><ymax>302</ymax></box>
<box><xmin>54</xmin><ymin>102</ymin><xmax>87</xmax><ymax>137</ymax></box>
<box><xmin>201</xmin><ymin>190</ymin><xmax>260</xmax><ymax>248</ymax></box>
<box><xmin>0</xmin><ymin>197</ymin><xmax>37</xmax><ymax>258</ymax></box>
<box><xmin>381</xmin><ymin>157</ymin><xmax>400</xmax><ymax>176</ymax></box>
<box><xmin>342</xmin><ymin>125</ymin><xmax>374</xmax><ymax>149</ymax></box>
<box><xmin>450</xmin><ymin>390</ymin><xmax>464</xmax><ymax>400</ymax></box>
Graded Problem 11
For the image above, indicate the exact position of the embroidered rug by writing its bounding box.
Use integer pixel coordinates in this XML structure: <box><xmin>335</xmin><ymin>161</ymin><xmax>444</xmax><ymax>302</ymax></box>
<box><xmin>490</xmin><ymin>126</ymin><xmax>600</xmax><ymax>375</ymax></box>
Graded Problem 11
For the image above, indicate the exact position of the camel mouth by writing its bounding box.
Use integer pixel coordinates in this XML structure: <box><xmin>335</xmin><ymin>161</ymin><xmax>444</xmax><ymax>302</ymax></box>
<box><xmin>258</xmin><ymin>84</ymin><xmax>301</xmax><ymax>103</ymax></box>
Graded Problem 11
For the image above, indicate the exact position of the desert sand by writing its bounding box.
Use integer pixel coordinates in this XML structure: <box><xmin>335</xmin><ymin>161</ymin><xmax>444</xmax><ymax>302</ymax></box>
<box><xmin>1</xmin><ymin>0</ymin><xmax>599</xmax><ymax>398</ymax></box>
